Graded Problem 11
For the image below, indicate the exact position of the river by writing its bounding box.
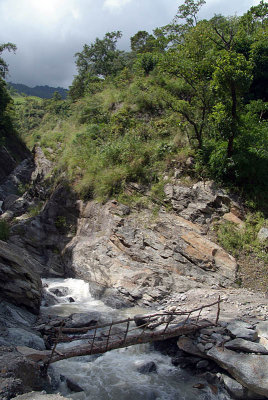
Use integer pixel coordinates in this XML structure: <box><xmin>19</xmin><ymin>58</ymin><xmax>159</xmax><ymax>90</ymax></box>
<box><xmin>41</xmin><ymin>278</ymin><xmax>231</xmax><ymax>400</ymax></box>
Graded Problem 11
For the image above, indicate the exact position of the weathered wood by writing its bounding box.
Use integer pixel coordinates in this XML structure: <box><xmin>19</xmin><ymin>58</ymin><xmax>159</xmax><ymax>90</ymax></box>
<box><xmin>215</xmin><ymin>295</ymin><xmax>221</xmax><ymax>325</ymax></box>
<box><xmin>50</xmin><ymin>299</ymin><xmax>223</xmax><ymax>335</ymax></box>
<box><xmin>43</xmin><ymin>319</ymin><xmax>212</xmax><ymax>364</ymax></box>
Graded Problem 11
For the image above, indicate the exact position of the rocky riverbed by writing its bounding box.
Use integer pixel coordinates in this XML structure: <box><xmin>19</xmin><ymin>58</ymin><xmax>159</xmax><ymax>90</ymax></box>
<box><xmin>0</xmin><ymin>148</ymin><xmax>267</xmax><ymax>399</ymax></box>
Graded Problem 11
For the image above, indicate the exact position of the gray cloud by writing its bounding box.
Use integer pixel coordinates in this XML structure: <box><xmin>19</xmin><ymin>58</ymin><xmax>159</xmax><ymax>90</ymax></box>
<box><xmin>0</xmin><ymin>0</ymin><xmax>258</xmax><ymax>88</ymax></box>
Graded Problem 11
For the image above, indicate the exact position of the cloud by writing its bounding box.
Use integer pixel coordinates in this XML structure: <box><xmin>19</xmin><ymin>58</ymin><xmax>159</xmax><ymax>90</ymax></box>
<box><xmin>103</xmin><ymin>0</ymin><xmax>132</xmax><ymax>12</ymax></box>
<box><xmin>0</xmin><ymin>0</ymin><xmax>259</xmax><ymax>88</ymax></box>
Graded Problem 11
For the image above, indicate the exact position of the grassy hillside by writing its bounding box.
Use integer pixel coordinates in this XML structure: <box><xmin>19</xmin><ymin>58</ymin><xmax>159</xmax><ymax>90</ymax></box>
<box><xmin>15</xmin><ymin>1</ymin><xmax>268</xmax><ymax>212</ymax></box>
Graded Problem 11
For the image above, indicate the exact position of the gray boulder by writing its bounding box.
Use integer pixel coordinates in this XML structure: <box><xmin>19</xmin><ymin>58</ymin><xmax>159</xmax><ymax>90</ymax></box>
<box><xmin>12</xmin><ymin>393</ymin><xmax>70</xmax><ymax>400</ymax></box>
<box><xmin>207</xmin><ymin>347</ymin><xmax>268</xmax><ymax>397</ymax></box>
<box><xmin>65</xmin><ymin>312</ymin><xmax>103</xmax><ymax>328</ymax></box>
<box><xmin>227</xmin><ymin>321</ymin><xmax>257</xmax><ymax>341</ymax></box>
<box><xmin>221</xmin><ymin>374</ymin><xmax>245</xmax><ymax>399</ymax></box>
<box><xmin>0</xmin><ymin>346</ymin><xmax>50</xmax><ymax>400</ymax></box>
<box><xmin>1</xmin><ymin>328</ymin><xmax>45</xmax><ymax>350</ymax></box>
<box><xmin>225</xmin><ymin>338</ymin><xmax>268</xmax><ymax>354</ymax></box>
<box><xmin>256</xmin><ymin>321</ymin><xmax>268</xmax><ymax>349</ymax></box>
<box><xmin>49</xmin><ymin>286</ymin><xmax>70</xmax><ymax>297</ymax></box>
<box><xmin>136</xmin><ymin>361</ymin><xmax>157</xmax><ymax>374</ymax></box>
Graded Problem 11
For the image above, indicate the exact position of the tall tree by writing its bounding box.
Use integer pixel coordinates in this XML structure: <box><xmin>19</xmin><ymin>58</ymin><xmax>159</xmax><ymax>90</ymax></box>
<box><xmin>75</xmin><ymin>31</ymin><xmax>126</xmax><ymax>78</ymax></box>
<box><xmin>0</xmin><ymin>42</ymin><xmax>16</xmax><ymax>78</ymax></box>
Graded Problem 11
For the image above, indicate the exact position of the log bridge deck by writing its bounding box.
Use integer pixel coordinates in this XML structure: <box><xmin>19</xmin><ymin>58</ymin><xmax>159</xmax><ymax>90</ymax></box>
<box><xmin>42</xmin><ymin>297</ymin><xmax>222</xmax><ymax>371</ymax></box>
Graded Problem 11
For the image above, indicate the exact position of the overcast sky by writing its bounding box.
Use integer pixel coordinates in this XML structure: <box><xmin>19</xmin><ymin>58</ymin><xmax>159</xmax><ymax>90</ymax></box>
<box><xmin>0</xmin><ymin>0</ymin><xmax>259</xmax><ymax>88</ymax></box>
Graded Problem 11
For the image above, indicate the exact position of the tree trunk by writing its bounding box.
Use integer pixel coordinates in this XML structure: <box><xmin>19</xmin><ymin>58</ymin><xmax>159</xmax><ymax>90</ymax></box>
<box><xmin>43</xmin><ymin>320</ymin><xmax>212</xmax><ymax>365</ymax></box>
<box><xmin>227</xmin><ymin>81</ymin><xmax>237</xmax><ymax>158</ymax></box>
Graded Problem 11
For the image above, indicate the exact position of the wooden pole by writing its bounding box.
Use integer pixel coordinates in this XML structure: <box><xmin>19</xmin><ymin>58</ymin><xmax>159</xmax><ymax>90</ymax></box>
<box><xmin>42</xmin><ymin>319</ymin><xmax>212</xmax><ymax>365</ymax></box>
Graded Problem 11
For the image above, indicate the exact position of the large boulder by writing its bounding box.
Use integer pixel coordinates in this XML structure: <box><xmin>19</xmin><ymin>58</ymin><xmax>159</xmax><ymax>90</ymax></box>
<box><xmin>207</xmin><ymin>347</ymin><xmax>268</xmax><ymax>397</ymax></box>
<box><xmin>0</xmin><ymin>346</ymin><xmax>50</xmax><ymax>400</ymax></box>
<box><xmin>0</xmin><ymin>240</ymin><xmax>42</xmax><ymax>314</ymax></box>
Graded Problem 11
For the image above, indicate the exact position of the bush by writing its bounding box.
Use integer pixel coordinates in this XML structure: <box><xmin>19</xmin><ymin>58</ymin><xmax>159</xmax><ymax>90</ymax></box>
<box><xmin>216</xmin><ymin>213</ymin><xmax>267</xmax><ymax>262</ymax></box>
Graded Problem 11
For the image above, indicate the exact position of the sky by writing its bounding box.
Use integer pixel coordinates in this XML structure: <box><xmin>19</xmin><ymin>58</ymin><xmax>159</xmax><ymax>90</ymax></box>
<box><xmin>0</xmin><ymin>0</ymin><xmax>260</xmax><ymax>89</ymax></box>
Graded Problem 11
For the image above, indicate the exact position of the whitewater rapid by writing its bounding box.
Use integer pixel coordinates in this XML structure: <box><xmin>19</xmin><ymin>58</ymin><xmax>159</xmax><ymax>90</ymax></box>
<box><xmin>42</xmin><ymin>278</ymin><xmax>231</xmax><ymax>400</ymax></box>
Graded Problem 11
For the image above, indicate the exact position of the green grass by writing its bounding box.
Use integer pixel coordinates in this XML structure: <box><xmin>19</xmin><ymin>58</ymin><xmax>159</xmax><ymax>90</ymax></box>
<box><xmin>13</xmin><ymin>95</ymin><xmax>42</xmax><ymax>105</ymax></box>
<box><xmin>216</xmin><ymin>212</ymin><xmax>267</xmax><ymax>263</ymax></box>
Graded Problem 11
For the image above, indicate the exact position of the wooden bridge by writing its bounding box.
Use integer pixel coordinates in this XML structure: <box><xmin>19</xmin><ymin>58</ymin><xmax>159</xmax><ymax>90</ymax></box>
<box><xmin>40</xmin><ymin>297</ymin><xmax>221</xmax><ymax>371</ymax></box>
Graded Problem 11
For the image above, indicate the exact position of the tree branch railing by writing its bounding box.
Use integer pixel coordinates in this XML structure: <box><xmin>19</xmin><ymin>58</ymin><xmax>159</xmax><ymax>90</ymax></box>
<box><xmin>42</xmin><ymin>297</ymin><xmax>222</xmax><ymax>369</ymax></box>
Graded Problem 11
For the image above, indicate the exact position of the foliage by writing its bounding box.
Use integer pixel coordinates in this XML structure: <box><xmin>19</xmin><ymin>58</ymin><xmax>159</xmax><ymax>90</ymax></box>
<box><xmin>8</xmin><ymin>83</ymin><xmax>68</xmax><ymax>99</ymax></box>
<box><xmin>0</xmin><ymin>43</ymin><xmax>16</xmax><ymax>78</ymax></box>
<box><xmin>130</xmin><ymin>31</ymin><xmax>157</xmax><ymax>53</ymax></box>
<box><xmin>11</xmin><ymin>1</ymin><xmax>268</xmax><ymax>212</ymax></box>
<box><xmin>217</xmin><ymin>213</ymin><xmax>267</xmax><ymax>263</ymax></box>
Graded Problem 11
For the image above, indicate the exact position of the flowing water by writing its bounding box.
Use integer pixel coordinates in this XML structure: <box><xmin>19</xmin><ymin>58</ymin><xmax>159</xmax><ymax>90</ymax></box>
<box><xmin>42</xmin><ymin>278</ymin><xmax>231</xmax><ymax>400</ymax></box>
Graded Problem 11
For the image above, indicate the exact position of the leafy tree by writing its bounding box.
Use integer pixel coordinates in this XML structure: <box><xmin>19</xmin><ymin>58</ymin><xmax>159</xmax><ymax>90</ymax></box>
<box><xmin>0</xmin><ymin>42</ymin><xmax>16</xmax><ymax>78</ymax></box>
<box><xmin>175</xmin><ymin>0</ymin><xmax>206</xmax><ymax>27</ymax></box>
<box><xmin>158</xmin><ymin>0</ymin><xmax>206</xmax><ymax>47</ymax></box>
<box><xmin>210</xmin><ymin>51</ymin><xmax>253</xmax><ymax>157</ymax></box>
<box><xmin>135</xmin><ymin>53</ymin><xmax>159</xmax><ymax>75</ymax></box>
<box><xmin>130</xmin><ymin>31</ymin><xmax>156</xmax><ymax>53</ymax></box>
<box><xmin>0</xmin><ymin>43</ymin><xmax>16</xmax><ymax>130</ymax></box>
<box><xmin>75</xmin><ymin>31</ymin><xmax>126</xmax><ymax>78</ymax></box>
<box><xmin>160</xmin><ymin>20</ymin><xmax>214</xmax><ymax>148</ymax></box>
<box><xmin>52</xmin><ymin>91</ymin><xmax>62</xmax><ymax>101</ymax></box>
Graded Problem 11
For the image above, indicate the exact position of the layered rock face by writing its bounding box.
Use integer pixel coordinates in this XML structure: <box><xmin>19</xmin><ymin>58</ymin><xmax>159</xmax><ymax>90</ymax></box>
<box><xmin>63</xmin><ymin>198</ymin><xmax>237</xmax><ymax>305</ymax></box>
<box><xmin>2</xmin><ymin>149</ymin><xmax>240</xmax><ymax>307</ymax></box>
<box><xmin>0</xmin><ymin>240</ymin><xmax>42</xmax><ymax>314</ymax></box>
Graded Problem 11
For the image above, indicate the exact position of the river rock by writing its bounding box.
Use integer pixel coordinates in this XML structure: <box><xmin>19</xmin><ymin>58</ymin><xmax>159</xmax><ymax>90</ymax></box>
<box><xmin>12</xmin><ymin>393</ymin><xmax>70</xmax><ymax>400</ymax></box>
<box><xmin>0</xmin><ymin>241</ymin><xmax>42</xmax><ymax>314</ymax></box>
<box><xmin>16</xmin><ymin>346</ymin><xmax>50</xmax><ymax>362</ymax></box>
<box><xmin>42</xmin><ymin>290</ymin><xmax>61</xmax><ymax>307</ymax></box>
<box><xmin>0</xmin><ymin>346</ymin><xmax>50</xmax><ymax>400</ymax></box>
<box><xmin>101</xmin><ymin>287</ymin><xmax>134</xmax><ymax>309</ymax></box>
<box><xmin>225</xmin><ymin>338</ymin><xmax>268</xmax><ymax>354</ymax></box>
<box><xmin>65</xmin><ymin>312</ymin><xmax>102</xmax><ymax>328</ymax></box>
<box><xmin>65</xmin><ymin>377</ymin><xmax>84</xmax><ymax>392</ymax></box>
<box><xmin>227</xmin><ymin>321</ymin><xmax>257</xmax><ymax>341</ymax></box>
<box><xmin>49</xmin><ymin>286</ymin><xmax>70</xmax><ymax>297</ymax></box>
<box><xmin>221</xmin><ymin>374</ymin><xmax>245</xmax><ymax>399</ymax></box>
<box><xmin>136</xmin><ymin>361</ymin><xmax>157</xmax><ymax>374</ymax></box>
<box><xmin>255</xmin><ymin>321</ymin><xmax>268</xmax><ymax>349</ymax></box>
<box><xmin>206</xmin><ymin>347</ymin><xmax>268</xmax><ymax>397</ymax></box>
<box><xmin>177</xmin><ymin>337</ymin><xmax>207</xmax><ymax>358</ymax></box>
<box><xmin>0</xmin><ymin>301</ymin><xmax>45</xmax><ymax>350</ymax></box>
<box><xmin>1</xmin><ymin>328</ymin><xmax>45</xmax><ymax>350</ymax></box>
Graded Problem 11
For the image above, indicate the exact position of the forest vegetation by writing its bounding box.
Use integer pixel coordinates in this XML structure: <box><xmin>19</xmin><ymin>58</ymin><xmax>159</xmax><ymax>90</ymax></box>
<box><xmin>7</xmin><ymin>82</ymin><xmax>68</xmax><ymax>99</ymax></box>
<box><xmin>0</xmin><ymin>0</ymin><xmax>267</xmax><ymax>268</ymax></box>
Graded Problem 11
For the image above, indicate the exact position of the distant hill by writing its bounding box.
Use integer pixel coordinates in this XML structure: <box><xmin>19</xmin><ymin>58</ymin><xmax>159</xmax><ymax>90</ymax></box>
<box><xmin>8</xmin><ymin>82</ymin><xmax>68</xmax><ymax>99</ymax></box>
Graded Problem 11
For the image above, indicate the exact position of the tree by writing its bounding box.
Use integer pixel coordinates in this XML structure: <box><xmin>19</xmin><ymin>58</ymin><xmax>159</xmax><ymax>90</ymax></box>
<box><xmin>160</xmin><ymin>20</ymin><xmax>214</xmax><ymax>148</ymax></box>
<box><xmin>175</xmin><ymin>0</ymin><xmax>206</xmax><ymax>27</ymax></box>
<box><xmin>0</xmin><ymin>43</ymin><xmax>16</xmax><ymax>128</ymax></box>
<box><xmin>157</xmin><ymin>0</ymin><xmax>206</xmax><ymax>47</ymax></box>
<box><xmin>0</xmin><ymin>42</ymin><xmax>16</xmax><ymax>78</ymax></box>
<box><xmin>75</xmin><ymin>31</ymin><xmax>126</xmax><ymax>78</ymax></box>
<box><xmin>210</xmin><ymin>51</ymin><xmax>253</xmax><ymax>157</ymax></box>
<box><xmin>130</xmin><ymin>31</ymin><xmax>156</xmax><ymax>53</ymax></box>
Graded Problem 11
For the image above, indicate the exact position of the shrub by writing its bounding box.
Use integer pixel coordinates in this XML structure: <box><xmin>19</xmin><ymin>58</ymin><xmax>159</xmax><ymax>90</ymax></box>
<box><xmin>216</xmin><ymin>212</ymin><xmax>267</xmax><ymax>262</ymax></box>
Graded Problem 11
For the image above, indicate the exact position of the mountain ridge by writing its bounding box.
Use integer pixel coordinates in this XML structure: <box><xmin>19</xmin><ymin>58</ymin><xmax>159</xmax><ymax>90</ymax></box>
<box><xmin>8</xmin><ymin>82</ymin><xmax>68</xmax><ymax>99</ymax></box>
